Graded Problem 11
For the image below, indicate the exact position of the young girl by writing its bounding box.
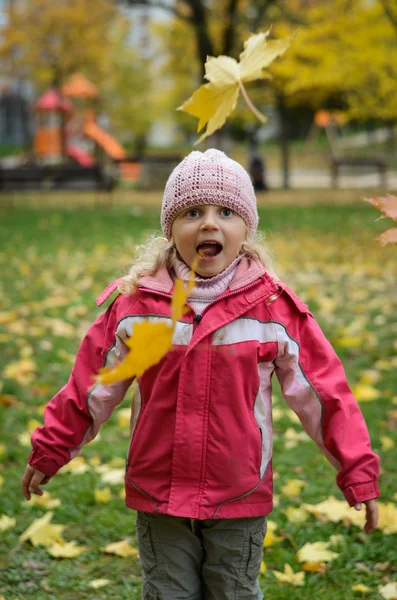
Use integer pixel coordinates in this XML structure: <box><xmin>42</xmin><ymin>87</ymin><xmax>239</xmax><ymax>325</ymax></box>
<box><xmin>22</xmin><ymin>149</ymin><xmax>380</xmax><ymax>600</ymax></box>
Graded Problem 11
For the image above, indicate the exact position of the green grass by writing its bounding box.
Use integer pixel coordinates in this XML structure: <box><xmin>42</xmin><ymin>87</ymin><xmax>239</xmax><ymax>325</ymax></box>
<box><xmin>0</xmin><ymin>193</ymin><xmax>396</xmax><ymax>599</ymax></box>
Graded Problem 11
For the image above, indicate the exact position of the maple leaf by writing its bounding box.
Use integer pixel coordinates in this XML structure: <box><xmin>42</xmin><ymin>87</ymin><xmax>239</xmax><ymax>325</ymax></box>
<box><xmin>272</xmin><ymin>563</ymin><xmax>305</xmax><ymax>586</ymax></box>
<box><xmin>101</xmin><ymin>539</ymin><xmax>139</xmax><ymax>558</ymax></box>
<box><xmin>376</xmin><ymin>228</ymin><xmax>397</xmax><ymax>247</ymax></box>
<box><xmin>47</xmin><ymin>540</ymin><xmax>87</xmax><ymax>558</ymax></box>
<box><xmin>24</xmin><ymin>490</ymin><xmax>61</xmax><ymax>509</ymax></box>
<box><xmin>352</xmin><ymin>584</ymin><xmax>371</xmax><ymax>594</ymax></box>
<box><xmin>178</xmin><ymin>30</ymin><xmax>290</xmax><ymax>144</ymax></box>
<box><xmin>363</xmin><ymin>194</ymin><xmax>397</xmax><ymax>221</ymax></box>
<box><xmin>296</xmin><ymin>541</ymin><xmax>339</xmax><ymax>566</ymax></box>
<box><xmin>379</xmin><ymin>582</ymin><xmax>397</xmax><ymax>600</ymax></box>
<box><xmin>19</xmin><ymin>512</ymin><xmax>65</xmax><ymax>547</ymax></box>
<box><xmin>280</xmin><ymin>478</ymin><xmax>307</xmax><ymax>497</ymax></box>
<box><xmin>95</xmin><ymin>267</ymin><xmax>196</xmax><ymax>385</ymax></box>
<box><xmin>0</xmin><ymin>514</ymin><xmax>16</xmax><ymax>531</ymax></box>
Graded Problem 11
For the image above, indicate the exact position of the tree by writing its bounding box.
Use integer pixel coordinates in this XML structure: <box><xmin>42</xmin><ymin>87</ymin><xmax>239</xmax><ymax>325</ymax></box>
<box><xmin>0</xmin><ymin>0</ymin><xmax>118</xmax><ymax>89</ymax></box>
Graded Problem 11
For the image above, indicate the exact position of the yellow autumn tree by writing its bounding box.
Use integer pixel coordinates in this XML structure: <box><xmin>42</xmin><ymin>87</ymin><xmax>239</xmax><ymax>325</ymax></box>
<box><xmin>0</xmin><ymin>0</ymin><xmax>118</xmax><ymax>89</ymax></box>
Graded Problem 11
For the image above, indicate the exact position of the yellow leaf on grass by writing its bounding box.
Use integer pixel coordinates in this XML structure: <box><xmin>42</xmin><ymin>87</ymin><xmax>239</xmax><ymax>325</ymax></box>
<box><xmin>296</xmin><ymin>541</ymin><xmax>339</xmax><ymax>565</ymax></box>
<box><xmin>264</xmin><ymin>521</ymin><xmax>282</xmax><ymax>548</ymax></box>
<box><xmin>101</xmin><ymin>539</ymin><xmax>139</xmax><ymax>558</ymax></box>
<box><xmin>100</xmin><ymin>468</ymin><xmax>125</xmax><ymax>485</ymax></box>
<box><xmin>27</xmin><ymin>419</ymin><xmax>42</xmax><ymax>433</ymax></box>
<box><xmin>284</xmin><ymin>507</ymin><xmax>308</xmax><ymax>524</ymax></box>
<box><xmin>24</xmin><ymin>491</ymin><xmax>61</xmax><ymax>509</ymax></box>
<box><xmin>47</xmin><ymin>540</ymin><xmax>87</xmax><ymax>558</ymax></box>
<box><xmin>94</xmin><ymin>487</ymin><xmax>111</xmax><ymax>504</ymax></box>
<box><xmin>59</xmin><ymin>456</ymin><xmax>91</xmax><ymax>475</ymax></box>
<box><xmin>0</xmin><ymin>514</ymin><xmax>16</xmax><ymax>531</ymax></box>
<box><xmin>178</xmin><ymin>31</ymin><xmax>290</xmax><ymax>143</ymax></box>
<box><xmin>260</xmin><ymin>561</ymin><xmax>267</xmax><ymax>574</ymax></box>
<box><xmin>352</xmin><ymin>584</ymin><xmax>371</xmax><ymax>593</ymax></box>
<box><xmin>89</xmin><ymin>579</ymin><xmax>111</xmax><ymax>589</ymax></box>
<box><xmin>96</xmin><ymin>266</ymin><xmax>196</xmax><ymax>385</ymax></box>
<box><xmin>379</xmin><ymin>582</ymin><xmax>397</xmax><ymax>600</ymax></box>
<box><xmin>117</xmin><ymin>407</ymin><xmax>131</xmax><ymax>429</ymax></box>
<box><xmin>272</xmin><ymin>563</ymin><xmax>305</xmax><ymax>586</ymax></box>
<box><xmin>281</xmin><ymin>479</ymin><xmax>307</xmax><ymax>497</ymax></box>
<box><xmin>380</xmin><ymin>436</ymin><xmax>395</xmax><ymax>451</ymax></box>
<box><xmin>17</xmin><ymin>431</ymin><xmax>31</xmax><ymax>447</ymax></box>
<box><xmin>353</xmin><ymin>384</ymin><xmax>380</xmax><ymax>402</ymax></box>
<box><xmin>20</xmin><ymin>512</ymin><xmax>65</xmax><ymax>547</ymax></box>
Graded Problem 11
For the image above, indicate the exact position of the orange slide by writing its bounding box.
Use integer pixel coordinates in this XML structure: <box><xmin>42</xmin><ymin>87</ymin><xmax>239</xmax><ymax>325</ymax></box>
<box><xmin>83</xmin><ymin>119</ymin><xmax>126</xmax><ymax>161</ymax></box>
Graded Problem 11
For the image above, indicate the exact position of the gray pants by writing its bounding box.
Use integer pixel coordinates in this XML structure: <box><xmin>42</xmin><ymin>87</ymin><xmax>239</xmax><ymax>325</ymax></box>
<box><xmin>136</xmin><ymin>511</ymin><xmax>267</xmax><ymax>600</ymax></box>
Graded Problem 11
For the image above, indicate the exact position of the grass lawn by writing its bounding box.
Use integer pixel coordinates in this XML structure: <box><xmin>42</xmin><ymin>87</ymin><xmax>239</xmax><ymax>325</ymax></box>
<box><xmin>0</xmin><ymin>191</ymin><xmax>396</xmax><ymax>600</ymax></box>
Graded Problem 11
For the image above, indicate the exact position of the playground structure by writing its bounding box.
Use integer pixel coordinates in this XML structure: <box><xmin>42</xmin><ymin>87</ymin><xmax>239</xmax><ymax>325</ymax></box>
<box><xmin>34</xmin><ymin>74</ymin><xmax>127</xmax><ymax>171</ymax></box>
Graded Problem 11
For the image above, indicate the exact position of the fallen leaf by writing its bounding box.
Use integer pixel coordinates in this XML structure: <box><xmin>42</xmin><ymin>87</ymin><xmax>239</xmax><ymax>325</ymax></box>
<box><xmin>24</xmin><ymin>491</ymin><xmax>61</xmax><ymax>509</ymax></box>
<box><xmin>380</xmin><ymin>436</ymin><xmax>395</xmax><ymax>451</ymax></box>
<box><xmin>101</xmin><ymin>468</ymin><xmax>125</xmax><ymax>485</ymax></box>
<box><xmin>296</xmin><ymin>541</ymin><xmax>339</xmax><ymax>565</ymax></box>
<box><xmin>351</xmin><ymin>583</ymin><xmax>371</xmax><ymax>593</ymax></box>
<box><xmin>94</xmin><ymin>487</ymin><xmax>112</xmax><ymax>504</ymax></box>
<box><xmin>89</xmin><ymin>579</ymin><xmax>111</xmax><ymax>589</ymax></box>
<box><xmin>101</xmin><ymin>539</ymin><xmax>139</xmax><ymax>558</ymax></box>
<box><xmin>272</xmin><ymin>563</ymin><xmax>305</xmax><ymax>586</ymax></box>
<box><xmin>283</xmin><ymin>507</ymin><xmax>308</xmax><ymax>524</ymax></box>
<box><xmin>20</xmin><ymin>512</ymin><xmax>65</xmax><ymax>547</ymax></box>
<box><xmin>379</xmin><ymin>582</ymin><xmax>397</xmax><ymax>600</ymax></box>
<box><xmin>0</xmin><ymin>514</ymin><xmax>16</xmax><ymax>531</ymax></box>
<box><xmin>352</xmin><ymin>384</ymin><xmax>380</xmax><ymax>402</ymax></box>
<box><xmin>47</xmin><ymin>540</ymin><xmax>87</xmax><ymax>558</ymax></box>
<box><xmin>281</xmin><ymin>479</ymin><xmax>307</xmax><ymax>497</ymax></box>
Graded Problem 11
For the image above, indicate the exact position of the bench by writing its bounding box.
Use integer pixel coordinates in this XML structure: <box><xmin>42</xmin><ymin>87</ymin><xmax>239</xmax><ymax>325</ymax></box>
<box><xmin>0</xmin><ymin>164</ymin><xmax>116</xmax><ymax>192</ymax></box>
<box><xmin>117</xmin><ymin>154</ymin><xmax>182</xmax><ymax>190</ymax></box>
<box><xmin>329</xmin><ymin>156</ymin><xmax>387</xmax><ymax>188</ymax></box>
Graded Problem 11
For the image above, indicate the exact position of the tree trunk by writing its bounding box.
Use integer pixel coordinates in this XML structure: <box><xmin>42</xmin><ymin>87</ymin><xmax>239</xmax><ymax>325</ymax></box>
<box><xmin>276</xmin><ymin>92</ymin><xmax>290</xmax><ymax>190</ymax></box>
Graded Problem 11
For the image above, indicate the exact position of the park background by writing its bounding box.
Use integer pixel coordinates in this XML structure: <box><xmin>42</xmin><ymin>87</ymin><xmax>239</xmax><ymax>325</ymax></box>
<box><xmin>0</xmin><ymin>1</ymin><xmax>397</xmax><ymax>599</ymax></box>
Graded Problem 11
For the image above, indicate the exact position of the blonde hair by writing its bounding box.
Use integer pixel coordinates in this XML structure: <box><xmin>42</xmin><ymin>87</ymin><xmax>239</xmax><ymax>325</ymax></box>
<box><xmin>118</xmin><ymin>232</ymin><xmax>277</xmax><ymax>296</ymax></box>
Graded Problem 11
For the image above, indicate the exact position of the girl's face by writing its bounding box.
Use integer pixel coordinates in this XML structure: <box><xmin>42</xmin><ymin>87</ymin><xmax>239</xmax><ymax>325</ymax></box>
<box><xmin>172</xmin><ymin>204</ymin><xmax>247</xmax><ymax>277</ymax></box>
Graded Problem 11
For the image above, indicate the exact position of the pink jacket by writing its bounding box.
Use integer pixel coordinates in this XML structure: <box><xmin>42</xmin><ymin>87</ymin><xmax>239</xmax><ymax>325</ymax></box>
<box><xmin>29</xmin><ymin>257</ymin><xmax>380</xmax><ymax>519</ymax></box>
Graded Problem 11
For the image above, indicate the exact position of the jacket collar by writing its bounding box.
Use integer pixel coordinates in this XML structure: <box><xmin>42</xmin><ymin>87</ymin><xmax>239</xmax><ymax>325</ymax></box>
<box><xmin>138</xmin><ymin>256</ymin><xmax>267</xmax><ymax>295</ymax></box>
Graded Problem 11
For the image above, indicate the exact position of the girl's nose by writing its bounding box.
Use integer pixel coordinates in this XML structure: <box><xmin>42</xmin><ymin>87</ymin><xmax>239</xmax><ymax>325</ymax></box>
<box><xmin>200</xmin><ymin>211</ymin><xmax>220</xmax><ymax>230</ymax></box>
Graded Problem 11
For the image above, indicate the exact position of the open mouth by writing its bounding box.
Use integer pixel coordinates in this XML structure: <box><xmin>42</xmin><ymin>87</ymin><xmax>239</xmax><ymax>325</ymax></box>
<box><xmin>196</xmin><ymin>241</ymin><xmax>223</xmax><ymax>260</ymax></box>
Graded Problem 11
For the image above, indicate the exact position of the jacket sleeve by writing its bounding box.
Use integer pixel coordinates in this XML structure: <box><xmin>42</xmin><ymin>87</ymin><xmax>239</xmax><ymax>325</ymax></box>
<box><xmin>272</xmin><ymin>287</ymin><xmax>380</xmax><ymax>506</ymax></box>
<box><xmin>29</xmin><ymin>296</ymin><xmax>133</xmax><ymax>477</ymax></box>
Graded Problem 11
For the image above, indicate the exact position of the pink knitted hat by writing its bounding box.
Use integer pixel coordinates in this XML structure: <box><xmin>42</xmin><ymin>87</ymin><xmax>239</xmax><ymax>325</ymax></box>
<box><xmin>161</xmin><ymin>149</ymin><xmax>258</xmax><ymax>239</ymax></box>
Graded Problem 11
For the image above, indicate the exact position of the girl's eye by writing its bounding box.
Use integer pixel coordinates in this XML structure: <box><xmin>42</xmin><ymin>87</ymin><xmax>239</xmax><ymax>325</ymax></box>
<box><xmin>221</xmin><ymin>208</ymin><xmax>233</xmax><ymax>217</ymax></box>
<box><xmin>186</xmin><ymin>209</ymin><xmax>200</xmax><ymax>218</ymax></box>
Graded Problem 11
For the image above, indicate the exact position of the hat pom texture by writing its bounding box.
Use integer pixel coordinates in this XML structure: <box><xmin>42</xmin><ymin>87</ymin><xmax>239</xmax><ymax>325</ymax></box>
<box><xmin>161</xmin><ymin>149</ymin><xmax>258</xmax><ymax>239</ymax></box>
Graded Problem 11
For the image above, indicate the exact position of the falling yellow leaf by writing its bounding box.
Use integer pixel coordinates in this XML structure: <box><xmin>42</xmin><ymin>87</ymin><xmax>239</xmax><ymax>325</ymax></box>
<box><xmin>47</xmin><ymin>540</ymin><xmax>87</xmax><ymax>558</ymax></box>
<box><xmin>24</xmin><ymin>491</ymin><xmax>61</xmax><ymax>509</ymax></box>
<box><xmin>352</xmin><ymin>583</ymin><xmax>371</xmax><ymax>593</ymax></box>
<box><xmin>94</xmin><ymin>487</ymin><xmax>112</xmax><ymax>504</ymax></box>
<box><xmin>272</xmin><ymin>563</ymin><xmax>305</xmax><ymax>586</ymax></box>
<box><xmin>101</xmin><ymin>539</ymin><xmax>139</xmax><ymax>558</ymax></box>
<box><xmin>19</xmin><ymin>511</ymin><xmax>65</xmax><ymax>547</ymax></box>
<box><xmin>281</xmin><ymin>479</ymin><xmax>307</xmax><ymax>497</ymax></box>
<box><xmin>96</xmin><ymin>265</ymin><xmax>196</xmax><ymax>386</ymax></box>
<box><xmin>89</xmin><ymin>579</ymin><xmax>111</xmax><ymax>589</ymax></box>
<box><xmin>0</xmin><ymin>514</ymin><xmax>16</xmax><ymax>531</ymax></box>
<box><xmin>379</xmin><ymin>582</ymin><xmax>397</xmax><ymax>600</ymax></box>
<box><xmin>178</xmin><ymin>30</ymin><xmax>290</xmax><ymax>143</ymax></box>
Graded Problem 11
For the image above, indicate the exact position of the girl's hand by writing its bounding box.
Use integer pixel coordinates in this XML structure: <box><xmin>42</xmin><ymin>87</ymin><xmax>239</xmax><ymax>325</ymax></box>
<box><xmin>21</xmin><ymin>465</ymin><xmax>50</xmax><ymax>500</ymax></box>
<box><xmin>354</xmin><ymin>498</ymin><xmax>379</xmax><ymax>533</ymax></box>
